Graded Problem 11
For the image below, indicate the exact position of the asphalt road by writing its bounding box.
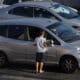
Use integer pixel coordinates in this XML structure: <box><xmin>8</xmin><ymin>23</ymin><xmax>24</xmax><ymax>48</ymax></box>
<box><xmin>0</xmin><ymin>63</ymin><xmax>80</xmax><ymax>80</ymax></box>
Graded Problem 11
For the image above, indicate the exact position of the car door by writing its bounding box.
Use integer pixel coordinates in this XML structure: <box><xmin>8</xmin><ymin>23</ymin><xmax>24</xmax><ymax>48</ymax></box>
<box><xmin>23</xmin><ymin>26</ymin><xmax>40</xmax><ymax>62</ymax></box>
<box><xmin>45</xmin><ymin>32</ymin><xmax>61</xmax><ymax>63</ymax></box>
<box><xmin>25</xmin><ymin>26</ymin><xmax>59</xmax><ymax>63</ymax></box>
<box><xmin>5</xmin><ymin>25</ymin><xmax>30</xmax><ymax>62</ymax></box>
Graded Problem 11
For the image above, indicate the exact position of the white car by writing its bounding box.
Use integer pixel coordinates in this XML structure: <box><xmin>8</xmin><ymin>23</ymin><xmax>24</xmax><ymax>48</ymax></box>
<box><xmin>0</xmin><ymin>1</ymin><xmax>80</xmax><ymax>29</ymax></box>
<box><xmin>0</xmin><ymin>18</ymin><xmax>80</xmax><ymax>73</ymax></box>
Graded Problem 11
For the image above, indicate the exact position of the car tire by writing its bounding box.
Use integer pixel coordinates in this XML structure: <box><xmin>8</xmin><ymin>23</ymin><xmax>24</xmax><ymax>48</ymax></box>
<box><xmin>59</xmin><ymin>56</ymin><xmax>78</xmax><ymax>73</ymax></box>
<box><xmin>0</xmin><ymin>52</ymin><xmax>8</xmax><ymax>67</ymax></box>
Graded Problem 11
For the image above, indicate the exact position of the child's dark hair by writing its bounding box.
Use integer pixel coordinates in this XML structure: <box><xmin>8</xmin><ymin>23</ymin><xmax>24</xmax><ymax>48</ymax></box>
<box><xmin>39</xmin><ymin>30</ymin><xmax>45</xmax><ymax>36</ymax></box>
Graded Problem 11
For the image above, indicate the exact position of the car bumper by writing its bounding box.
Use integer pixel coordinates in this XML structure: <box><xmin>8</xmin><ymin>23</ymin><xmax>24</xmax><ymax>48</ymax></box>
<box><xmin>76</xmin><ymin>55</ymin><xmax>80</xmax><ymax>68</ymax></box>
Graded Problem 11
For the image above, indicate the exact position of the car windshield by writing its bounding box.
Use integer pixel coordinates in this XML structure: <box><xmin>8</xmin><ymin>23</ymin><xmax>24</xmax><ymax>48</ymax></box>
<box><xmin>47</xmin><ymin>22</ymin><xmax>80</xmax><ymax>43</ymax></box>
<box><xmin>50</xmin><ymin>4</ymin><xmax>79</xmax><ymax>19</ymax></box>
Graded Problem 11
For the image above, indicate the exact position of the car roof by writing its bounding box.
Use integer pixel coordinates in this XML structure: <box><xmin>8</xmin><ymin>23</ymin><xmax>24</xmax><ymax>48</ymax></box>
<box><xmin>0</xmin><ymin>18</ymin><xmax>58</xmax><ymax>28</ymax></box>
<box><xmin>15</xmin><ymin>1</ymin><xmax>58</xmax><ymax>8</ymax></box>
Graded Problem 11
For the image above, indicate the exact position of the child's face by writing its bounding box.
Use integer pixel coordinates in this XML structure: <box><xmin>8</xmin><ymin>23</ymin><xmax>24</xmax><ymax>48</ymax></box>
<box><xmin>42</xmin><ymin>32</ymin><xmax>45</xmax><ymax>37</ymax></box>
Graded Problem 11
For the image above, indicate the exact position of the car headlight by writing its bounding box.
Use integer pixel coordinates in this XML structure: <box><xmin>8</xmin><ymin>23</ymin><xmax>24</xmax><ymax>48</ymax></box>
<box><xmin>76</xmin><ymin>47</ymin><xmax>80</xmax><ymax>53</ymax></box>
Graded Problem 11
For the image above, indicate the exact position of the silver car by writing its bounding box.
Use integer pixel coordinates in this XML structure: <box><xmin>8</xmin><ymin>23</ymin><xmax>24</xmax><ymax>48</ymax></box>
<box><xmin>0</xmin><ymin>18</ymin><xmax>80</xmax><ymax>73</ymax></box>
<box><xmin>0</xmin><ymin>1</ymin><xmax>80</xmax><ymax>29</ymax></box>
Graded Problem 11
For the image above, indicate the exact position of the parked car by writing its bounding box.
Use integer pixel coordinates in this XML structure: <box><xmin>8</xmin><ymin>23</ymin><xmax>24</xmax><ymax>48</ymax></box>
<box><xmin>0</xmin><ymin>0</ymin><xmax>34</xmax><ymax>9</ymax></box>
<box><xmin>2</xmin><ymin>0</ymin><xmax>32</xmax><ymax>5</ymax></box>
<box><xmin>0</xmin><ymin>18</ymin><xmax>80</xmax><ymax>73</ymax></box>
<box><xmin>0</xmin><ymin>1</ymin><xmax>80</xmax><ymax>30</ymax></box>
<box><xmin>52</xmin><ymin>0</ymin><xmax>80</xmax><ymax>10</ymax></box>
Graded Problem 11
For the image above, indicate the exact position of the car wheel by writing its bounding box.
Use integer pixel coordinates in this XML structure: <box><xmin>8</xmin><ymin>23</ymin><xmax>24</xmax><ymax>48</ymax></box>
<box><xmin>0</xmin><ymin>52</ymin><xmax>8</xmax><ymax>67</ymax></box>
<box><xmin>60</xmin><ymin>56</ymin><xmax>78</xmax><ymax>73</ymax></box>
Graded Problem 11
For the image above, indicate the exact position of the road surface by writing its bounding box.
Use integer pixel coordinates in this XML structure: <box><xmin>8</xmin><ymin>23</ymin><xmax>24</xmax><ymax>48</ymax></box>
<box><xmin>0</xmin><ymin>63</ymin><xmax>80</xmax><ymax>80</ymax></box>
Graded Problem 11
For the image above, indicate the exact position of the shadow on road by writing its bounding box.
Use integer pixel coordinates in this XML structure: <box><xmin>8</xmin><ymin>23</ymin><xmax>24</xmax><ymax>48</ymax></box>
<box><xmin>0</xmin><ymin>62</ymin><xmax>80</xmax><ymax>80</ymax></box>
<box><xmin>6</xmin><ymin>62</ymin><xmax>61</xmax><ymax>73</ymax></box>
<box><xmin>0</xmin><ymin>62</ymin><xmax>65</xmax><ymax>80</ymax></box>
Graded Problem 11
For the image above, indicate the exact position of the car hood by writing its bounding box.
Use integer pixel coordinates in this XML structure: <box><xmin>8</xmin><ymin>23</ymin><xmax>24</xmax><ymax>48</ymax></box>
<box><xmin>68</xmin><ymin>16</ymin><xmax>80</xmax><ymax>26</ymax></box>
<box><xmin>69</xmin><ymin>40</ymin><xmax>80</xmax><ymax>47</ymax></box>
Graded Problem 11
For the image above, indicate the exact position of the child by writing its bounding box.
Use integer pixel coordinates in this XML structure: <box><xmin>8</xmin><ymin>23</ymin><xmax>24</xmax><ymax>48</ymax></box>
<box><xmin>35</xmin><ymin>31</ymin><xmax>47</xmax><ymax>73</ymax></box>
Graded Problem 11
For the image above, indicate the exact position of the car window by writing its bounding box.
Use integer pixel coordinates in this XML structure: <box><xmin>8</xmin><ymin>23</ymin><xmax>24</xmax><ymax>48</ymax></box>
<box><xmin>47</xmin><ymin>22</ymin><xmax>80</xmax><ymax>43</ymax></box>
<box><xmin>3</xmin><ymin>0</ymin><xmax>37</xmax><ymax>5</ymax></box>
<box><xmin>28</xmin><ymin>26</ymin><xmax>40</xmax><ymax>41</ymax></box>
<box><xmin>34</xmin><ymin>7</ymin><xmax>57</xmax><ymax>19</ymax></box>
<box><xmin>8</xmin><ymin>6</ymin><xmax>33</xmax><ymax>17</ymax></box>
<box><xmin>8</xmin><ymin>25</ymin><xmax>26</xmax><ymax>40</ymax></box>
<box><xmin>28</xmin><ymin>26</ymin><xmax>60</xmax><ymax>45</ymax></box>
<box><xmin>3</xmin><ymin>0</ymin><xmax>18</xmax><ymax>5</ymax></box>
<box><xmin>45</xmin><ymin>32</ymin><xmax>61</xmax><ymax>45</ymax></box>
<box><xmin>0</xmin><ymin>25</ymin><xmax>8</xmax><ymax>37</ymax></box>
<box><xmin>3</xmin><ymin>0</ymin><xmax>39</xmax><ymax>5</ymax></box>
